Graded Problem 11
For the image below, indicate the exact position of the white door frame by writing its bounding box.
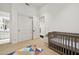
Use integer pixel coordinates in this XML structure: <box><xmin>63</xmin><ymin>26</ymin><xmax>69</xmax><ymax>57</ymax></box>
<box><xmin>17</xmin><ymin>13</ymin><xmax>33</xmax><ymax>42</ymax></box>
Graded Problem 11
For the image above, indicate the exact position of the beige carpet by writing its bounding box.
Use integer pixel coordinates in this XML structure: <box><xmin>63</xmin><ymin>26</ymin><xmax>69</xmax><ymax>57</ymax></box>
<box><xmin>0</xmin><ymin>39</ymin><xmax>59</xmax><ymax>55</ymax></box>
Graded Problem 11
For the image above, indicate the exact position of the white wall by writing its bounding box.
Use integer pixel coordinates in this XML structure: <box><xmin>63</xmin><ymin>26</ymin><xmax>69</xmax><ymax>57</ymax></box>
<box><xmin>40</xmin><ymin>3</ymin><xmax>79</xmax><ymax>34</ymax></box>
<box><xmin>0</xmin><ymin>3</ymin><xmax>40</xmax><ymax>43</ymax></box>
<box><xmin>0</xmin><ymin>3</ymin><xmax>11</xmax><ymax>12</ymax></box>
<box><xmin>11</xmin><ymin>3</ymin><xmax>40</xmax><ymax>43</ymax></box>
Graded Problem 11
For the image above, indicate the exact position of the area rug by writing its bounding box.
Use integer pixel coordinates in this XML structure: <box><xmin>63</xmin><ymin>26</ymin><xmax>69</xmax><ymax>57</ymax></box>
<box><xmin>8</xmin><ymin>44</ymin><xmax>44</xmax><ymax>55</ymax></box>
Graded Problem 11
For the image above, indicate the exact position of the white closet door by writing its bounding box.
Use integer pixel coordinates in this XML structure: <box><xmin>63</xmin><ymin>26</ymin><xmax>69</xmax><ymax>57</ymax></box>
<box><xmin>17</xmin><ymin>14</ymin><xmax>32</xmax><ymax>42</ymax></box>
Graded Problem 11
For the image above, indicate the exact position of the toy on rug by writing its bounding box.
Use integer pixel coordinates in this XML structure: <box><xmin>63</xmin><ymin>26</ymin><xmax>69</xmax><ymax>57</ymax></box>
<box><xmin>33</xmin><ymin>44</ymin><xmax>43</xmax><ymax>55</ymax></box>
<box><xmin>35</xmin><ymin>48</ymin><xmax>43</xmax><ymax>55</ymax></box>
<box><xmin>13</xmin><ymin>44</ymin><xmax>44</xmax><ymax>55</ymax></box>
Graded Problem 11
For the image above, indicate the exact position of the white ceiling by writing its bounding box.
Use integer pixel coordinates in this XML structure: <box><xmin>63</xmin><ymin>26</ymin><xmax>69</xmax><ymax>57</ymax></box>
<box><xmin>29</xmin><ymin>3</ymin><xmax>47</xmax><ymax>8</ymax></box>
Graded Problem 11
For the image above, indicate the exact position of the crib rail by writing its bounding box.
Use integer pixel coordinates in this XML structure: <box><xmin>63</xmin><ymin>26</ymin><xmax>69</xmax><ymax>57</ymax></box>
<box><xmin>48</xmin><ymin>31</ymin><xmax>79</xmax><ymax>55</ymax></box>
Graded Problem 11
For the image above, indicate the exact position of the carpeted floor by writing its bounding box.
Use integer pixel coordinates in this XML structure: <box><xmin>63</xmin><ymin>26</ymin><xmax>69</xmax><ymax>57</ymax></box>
<box><xmin>0</xmin><ymin>39</ymin><xmax>59</xmax><ymax>55</ymax></box>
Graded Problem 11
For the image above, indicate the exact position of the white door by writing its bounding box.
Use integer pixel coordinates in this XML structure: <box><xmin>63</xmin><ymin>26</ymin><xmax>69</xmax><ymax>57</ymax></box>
<box><xmin>17</xmin><ymin>14</ymin><xmax>32</xmax><ymax>42</ymax></box>
<box><xmin>33</xmin><ymin>16</ymin><xmax>40</xmax><ymax>39</ymax></box>
<box><xmin>40</xmin><ymin>16</ymin><xmax>46</xmax><ymax>36</ymax></box>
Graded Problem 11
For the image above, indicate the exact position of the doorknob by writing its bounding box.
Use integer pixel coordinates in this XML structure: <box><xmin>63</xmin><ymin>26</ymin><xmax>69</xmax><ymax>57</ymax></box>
<box><xmin>33</xmin><ymin>30</ymin><xmax>35</xmax><ymax>32</ymax></box>
<box><xmin>18</xmin><ymin>29</ymin><xmax>20</xmax><ymax>32</ymax></box>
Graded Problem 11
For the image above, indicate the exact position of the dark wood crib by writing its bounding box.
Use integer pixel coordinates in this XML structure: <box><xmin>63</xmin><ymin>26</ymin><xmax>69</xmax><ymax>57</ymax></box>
<box><xmin>48</xmin><ymin>31</ymin><xmax>79</xmax><ymax>55</ymax></box>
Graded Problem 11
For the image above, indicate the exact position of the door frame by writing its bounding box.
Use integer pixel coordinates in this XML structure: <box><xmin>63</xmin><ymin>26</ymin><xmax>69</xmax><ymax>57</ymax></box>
<box><xmin>39</xmin><ymin>16</ymin><xmax>46</xmax><ymax>38</ymax></box>
<box><xmin>30</xmin><ymin>16</ymin><xmax>33</xmax><ymax>40</ymax></box>
<box><xmin>17</xmin><ymin>13</ymin><xmax>33</xmax><ymax>41</ymax></box>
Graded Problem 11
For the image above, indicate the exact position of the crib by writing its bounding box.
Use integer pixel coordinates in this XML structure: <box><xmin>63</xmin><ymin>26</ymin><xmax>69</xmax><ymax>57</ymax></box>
<box><xmin>48</xmin><ymin>31</ymin><xmax>79</xmax><ymax>55</ymax></box>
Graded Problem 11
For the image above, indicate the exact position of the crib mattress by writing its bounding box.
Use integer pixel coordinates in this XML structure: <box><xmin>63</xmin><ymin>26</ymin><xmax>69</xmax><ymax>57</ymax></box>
<box><xmin>50</xmin><ymin>38</ymin><xmax>79</xmax><ymax>49</ymax></box>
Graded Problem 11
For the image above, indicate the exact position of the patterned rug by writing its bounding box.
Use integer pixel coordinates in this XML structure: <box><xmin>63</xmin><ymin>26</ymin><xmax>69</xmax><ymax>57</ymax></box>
<box><xmin>8</xmin><ymin>44</ymin><xmax>44</xmax><ymax>55</ymax></box>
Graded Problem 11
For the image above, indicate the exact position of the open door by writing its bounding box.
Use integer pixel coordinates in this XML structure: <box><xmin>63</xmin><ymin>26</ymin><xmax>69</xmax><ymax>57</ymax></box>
<box><xmin>17</xmin><ymin>14</ymin><xmax>33</xmax><ymax>42</ymax></box>
<box><xmin>40</xmin><ymin>16</ymin><xmax>46</xmax><ymax>38</ymax></box>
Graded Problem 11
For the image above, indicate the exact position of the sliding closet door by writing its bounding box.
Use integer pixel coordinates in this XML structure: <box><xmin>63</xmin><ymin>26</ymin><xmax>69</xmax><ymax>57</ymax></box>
<box><xmin>17</xmin><ymin>14</ymin><xmax>32</xmax><ymax>42</ymax></box>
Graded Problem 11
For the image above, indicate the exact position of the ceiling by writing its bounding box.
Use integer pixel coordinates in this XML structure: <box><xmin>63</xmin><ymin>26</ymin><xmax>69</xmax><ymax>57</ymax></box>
<box><xmin>29</xmin><ymin>3</ymin><xmax>47</xmax><ymax>8</ymax></box>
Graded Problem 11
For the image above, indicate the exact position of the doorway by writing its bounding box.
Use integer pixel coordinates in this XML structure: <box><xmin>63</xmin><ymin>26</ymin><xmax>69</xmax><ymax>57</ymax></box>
<box><xmin>39</xmin><ymin>16</ymin><xmax>48</xmax><ymax>43</ymax></box>
<box><xmin>17</xmin><ymin>14</ymin><xmax>33</xmax><ymax>42</ymax></box>
<box><xmin>39</xmin><ymin>16</ymin><xmax>46</xmax><ymax>38</ymax></box>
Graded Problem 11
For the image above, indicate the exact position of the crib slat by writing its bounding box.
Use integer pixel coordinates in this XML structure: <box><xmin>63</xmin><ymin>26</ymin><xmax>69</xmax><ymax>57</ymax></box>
<box><xmin>66</xmin><ymin>36</ymin><xmax>68</xmax><ymax>55</ymax></box>
<box><xmin>62</xmin><ymin>35</ymin><xmax>65</xmax><ymax>54</ymax></box>
<box><xmin>71</xmin><ymin>37</ymin><xmax>74</xmax><ymax>55</ymax></box>
<box><xmin>74</xmin><ymin>37</ymin><xmax>76</xmax><ymax>55</ymax></box>
<box><xmin>68</xmin><ymin>36</ymin><xmax>70</xmax><ymax>55</ymax></box>
<box><xmin>65</xmin><ymin>36</ymin><xmax>67</xmax><ymax>54</ymax></box>
<box><xmin>57</xmin><ymin>35</ymin><xmax>59</xmax><ymax>51</ymax></box>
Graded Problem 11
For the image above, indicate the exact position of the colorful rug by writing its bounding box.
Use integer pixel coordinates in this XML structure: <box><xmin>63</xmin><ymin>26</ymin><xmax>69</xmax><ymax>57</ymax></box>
<box><xmin>8</xmin><ymin>44</ymin><xmax>44</xmax><ymax>55</ymax></box>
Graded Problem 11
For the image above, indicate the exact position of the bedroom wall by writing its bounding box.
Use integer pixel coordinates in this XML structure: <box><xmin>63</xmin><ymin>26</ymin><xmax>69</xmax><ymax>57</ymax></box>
<box><xmin>0</xmin><ymin>3</ymin><xmax>11</xmax><ymax>12</ymax></box>
<box><xmin>40</xmin><ymin>3</ymin><xmax>79</xmax><ymax>34</ymax></box>
<box><xmin>0</xmin><ymin>3</ymin><xmax>40</xmax><ymax>43</ymax></box>
<box><xmin>11</xmin><ymin>3</ymin><xmax>40</xmax><ymax>43</ymax></box>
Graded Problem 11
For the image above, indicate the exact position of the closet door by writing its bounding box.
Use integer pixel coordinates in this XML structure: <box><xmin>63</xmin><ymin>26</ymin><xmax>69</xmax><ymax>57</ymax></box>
<box><xmin>17</xmin><ymin>14</ymin><xmax>32</xmax><ymax>42</ymax></box>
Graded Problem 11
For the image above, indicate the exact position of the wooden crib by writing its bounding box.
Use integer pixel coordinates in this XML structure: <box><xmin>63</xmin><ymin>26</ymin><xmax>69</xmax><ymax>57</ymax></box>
<box><xmin>48</xmin><ymin>31</ymin><xmax>79</xmax><ymax>55</ymax></box>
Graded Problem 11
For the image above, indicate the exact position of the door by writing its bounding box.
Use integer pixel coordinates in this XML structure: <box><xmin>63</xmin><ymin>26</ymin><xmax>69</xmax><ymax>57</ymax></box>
<box><xmin>33</xmin><ymin>16</ymin><xmax>40</xmax><ymax>39</ymax></box>
<box><xmin>40</xmin><ymin>16</ymin><xmax>46</xmax><ymax>37</ymax></box>
<box><xmin>17</xmin><ymin>14</ymin><xmax>32</xmax><ymax>42</ymax></box>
